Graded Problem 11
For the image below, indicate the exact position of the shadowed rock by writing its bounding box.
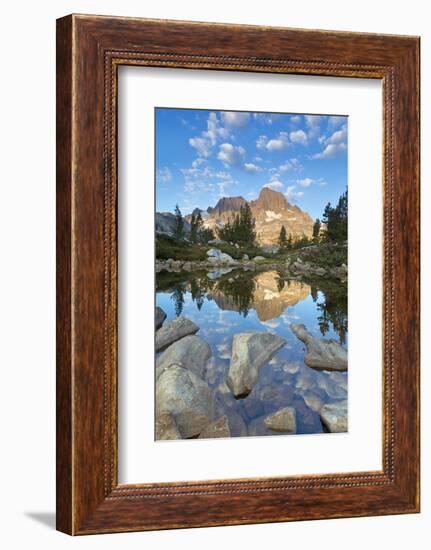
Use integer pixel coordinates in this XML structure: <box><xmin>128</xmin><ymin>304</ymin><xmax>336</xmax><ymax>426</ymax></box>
<box><xmin>290</xmin><ymin>323</ymin><xmax>347</xmax><ymax>371</ymax></box>
<box><xmin>155</xmin><ymin>317</ymin><xmax>199</xmax><ymax>352</ymax></box>
<box><xmin>156</xmin><ymin>335</ymin><xmax>212</xmax><ymax>381</ymax></box>
<box><xmin>156</xmin><ymin>364</ymin><xmax>215</xmax><ymax>438</ymax></box>
<box><xmin>227</xmin><ymin>332</ymin><xmax>286</xmax><ymax>397</ymax></box>
<box><xmin>319</xmin><ymin>400</ymin><xmax>348</xmax><ymax>432</ymax></box>
<box><xmin>155</xmin><ymin>306</ymin><xmax>167</xmax><ymax>330</ymax></box>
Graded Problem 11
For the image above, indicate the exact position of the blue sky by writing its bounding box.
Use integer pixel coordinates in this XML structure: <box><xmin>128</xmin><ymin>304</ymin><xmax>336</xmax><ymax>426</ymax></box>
<box><xmin>155</xmin><ymin>108</ymin><xmax>347</xmax><ymax>221</ymax></box>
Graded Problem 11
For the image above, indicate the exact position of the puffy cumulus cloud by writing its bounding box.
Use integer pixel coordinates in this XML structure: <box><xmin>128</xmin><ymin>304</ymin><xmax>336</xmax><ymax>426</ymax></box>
<box><xmin>243</xmin><ymin>162</ymin><xmax>262</xmax><ymax>174</ymax></box>
<box><xmin>289</xmin><ymin>129</ymin><xmax>308</xmax><ymax>145</ymax></box>
<box><xmin>189</xmin><ymin>112</ymin><xmax>230</xmax><ymax>157</ymax></box>
<box><xmin>221</xmin><ymin>111</ymin><xmax>250</xmax><ymax>128</ymax></box>
<box><xmin>257</xmin><ymin>132</ymin><xmax>289</xmax><ymax>152</ymax></box>
<box><xmin>290</xmin><ymin>115</ymin><xmax>302</xmax><ymax>124</ymax></box>
<box><xmin>156</xmin><ymin>166</ymin><xmax>172</xmax><ymax>183</ymax></box>
<box><xmin>217</xmin><ymin>143</ymin><xmax>246</xmax><ymax>167</ymax></box>
<box><xmin>313</xmin><ymin>143</ymin><xmax>347</xmax><ymax>159</ymax></box>
<box><xmin>312</xmin><ymin>124</ymin><xmax>347</xmax><ymax>159</ymax></box>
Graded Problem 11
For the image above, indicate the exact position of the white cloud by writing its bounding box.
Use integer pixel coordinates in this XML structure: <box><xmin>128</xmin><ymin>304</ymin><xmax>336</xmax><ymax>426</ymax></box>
<box><xmin>326</xmin><ymin>124</ymin><xmax>347</xmax><ymax>145</ymax></box>
<box><xmin>217</xmin><ymin>143</ymin><xmax>246</xmax><ymax>167</ymax></box>
<box><xmin>156</xmin><ymin>166</ymin><xmax>172</xmax><ymax>183</ymax></box>
<box><xmin>313</xmin><ymin>142</ymin><xmax>347</xmax><ymax>159</ymax></box>
<box><xmin>304</xmin><ymin>114</ymin><xmax>323</xmax><ymax>140</ymax></box>
<box><xmin>189</xmin><ymin>136</ymin><xmax>212</xmax><ymax>157</ymax></box>
<box><xmin>285</xmin><ymin>185</ymin><xmax>304</xmax><ymax>202</ymax></box>
<box><xmin>181</xmin><ymin>160</ymin><xmax>236</xmax><ymax>195</ymax></box>
<box><xmin>244</xmin><ymin>162</ymin><xmax>262</xmax><ymax>174</ymax></box>
<box><xmin>312</xmin><ymin>125</ymin><xmax>347</xmax><ymax>159</ymax></box>
<box><xmin>256</xmin><ymin>132</ymin><xmax>289</xmax><ymax>152</ymax></box>
<box><xmin>328</xmin><ymin>115</ymin><xmax>347</xmax><ymax>128</ymax></box>
<box><xmin>189</xmin><ymin>112</ymin><xmax>231</xmax><ymax>157</ymax></box>
<box><xmin>279</xmin><ymin>158</ymin><xmax>303</xmax><ymax>173</ymax></box>
<box><xmin>296</xmin><ymin>177</ymin><xmax>327</xmax><ymax>187</ymax></box>
<box><xmin>253</xmin><ymin>113</ymin><xmax>273</xmax><ymax>125</ymax></box>
<box><xmin>264</xmin><ymin>179</ymin><xmax>284</xmax><ymax>190</ymax></box>
<box><xmin>221</xmin><ymin>111</ymin><xmax>250</xmax><ymax>127</ymax></box>
<box><xmin>291</xmin><ymin>115</ymin><xmax>301</xmax><ymax>124</ymax></box>
<box><xmin>290</xmin><ymin>129</ymin><xmax>308</xmax><ymax>145</ymax></box>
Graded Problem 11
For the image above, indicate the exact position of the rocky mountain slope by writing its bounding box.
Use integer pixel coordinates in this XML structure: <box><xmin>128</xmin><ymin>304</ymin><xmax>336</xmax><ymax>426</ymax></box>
<box><xmin>157</xmin><ymin>187</ymin><xmax>314</xmax><ymax>245</ymax></box>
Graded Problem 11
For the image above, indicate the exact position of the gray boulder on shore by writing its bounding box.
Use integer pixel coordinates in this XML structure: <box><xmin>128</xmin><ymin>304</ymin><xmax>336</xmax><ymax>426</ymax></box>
<box><xmin>155</xmin><ymin>306</ymin><xmax>167</xmax><ymax>330</ymax></box>
<box><xmin>227</xmin><ymin>332</ymin><xmax>286</xmax><ymax>397</ymax></box>
<box><xmin>207</xmin><ymin>248</ymin><xmax>236</xmax><ymax>264</ymax></box>
<box><xmin>156</xmin><ymin>364</ymin><xmax>215</xmax><ymax>438</ymax></box>
<box><xmin>290</xmin><ymin>323</ymin><xmax>347</xmax><ymax>371</ymax></box>
<box><xmin>155</xmin><ymin>317</ymin><xmax>199</xmax><ymax>352</ymax></box>
<box><xmin>156</xmin><ymin>335</ymin><xmax>212</xmax><ymax>380</ymax></box>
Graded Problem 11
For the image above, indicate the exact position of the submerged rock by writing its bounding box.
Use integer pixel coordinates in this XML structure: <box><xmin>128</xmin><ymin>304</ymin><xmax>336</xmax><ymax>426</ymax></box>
<box><xmin>227</xmin><ymin>332</ymin><xmax>286</xmax><ymax>397</ymax></box>
<box><xmin>155</xmin><ymin>317</ymin><xmax>199</xmax><ymax>352</ymax></box>
<box><xmin>290</xmin><ymin>323</ymin><xmax>347</xmax><ymax>371</ymax></box>
<box><xmin>199</xmin><ymin>416</ymin><xmax>231</xmax><ymax>439</ymax></box>
<box><xmin>155</xmin><ymin>412</ymin><xmax>181</xmax><ymax>440</ymax></box>
<box><xmin>156</xmin><ymin>335</ymin><xmax>212</xmax><ymax>380</ymax></box>
<box><xmin>264</xmin><ymin>407</ymin><xmax>297</xmax><ymax>433</ymax></box>
<box><xmin>156</xmin><ymin>364</ymin><xmax>215</xmax><ymax>438</ymax></box>
<box><xmin>155</xmin><ymin>306</ymin><xmax>167</xmax><ymax>330</ymax></box>
<box><xmin>320</xmin><ymin>400</ymin><xmax>348</xmax><ymax>432</ymax></box>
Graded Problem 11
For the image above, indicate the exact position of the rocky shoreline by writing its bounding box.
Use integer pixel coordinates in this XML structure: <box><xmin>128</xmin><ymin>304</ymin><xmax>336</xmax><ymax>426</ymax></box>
<box><xmin>156</xmin><ymin>246</ymin><xmax>347</xmax><ymax>282</ymax></box>
<box><xmin>155</xmin><ymin>306</ymin><xmax>348</xmax><ymax>440</ymax></box>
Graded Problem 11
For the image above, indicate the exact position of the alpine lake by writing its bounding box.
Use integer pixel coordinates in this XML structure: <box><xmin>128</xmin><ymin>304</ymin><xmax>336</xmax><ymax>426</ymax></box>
<box><xmin>156</xmin><ymin>265</ymin><xmax>348</xmax><ymax>438</ymax></box>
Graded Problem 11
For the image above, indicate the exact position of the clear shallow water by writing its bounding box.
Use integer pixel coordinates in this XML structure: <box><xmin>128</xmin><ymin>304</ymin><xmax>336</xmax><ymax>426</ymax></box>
<box><xmin>156</xmin><ymin>269</ymin><xmax>348</xmax><ymax>437</ymax></box>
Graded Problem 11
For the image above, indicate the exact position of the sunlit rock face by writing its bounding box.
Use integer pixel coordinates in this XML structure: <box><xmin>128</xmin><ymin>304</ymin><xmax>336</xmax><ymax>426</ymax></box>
<box><xmin>197</xmin><ymin>187</ymin><xmax>314</xmax><ymax>245</ymax></box>
<box><xmin>211</xmin><ymin>271</ymin><xmax>311</xmax><ymax>322</ymax></box>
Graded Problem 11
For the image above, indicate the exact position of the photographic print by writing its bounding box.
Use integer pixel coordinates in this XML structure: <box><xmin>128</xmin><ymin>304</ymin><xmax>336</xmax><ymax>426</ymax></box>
<box><xmin>155</xmin><ymin>108</ymin><xmax>348</xmax><ymax>441</ymax></box>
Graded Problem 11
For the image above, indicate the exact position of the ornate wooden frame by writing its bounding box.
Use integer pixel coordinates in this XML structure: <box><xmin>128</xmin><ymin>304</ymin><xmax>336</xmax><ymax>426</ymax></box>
<box><xmin>56</xmin><ymin>14</ymin><xmax>420</xmax><ymax>534</ymax></box>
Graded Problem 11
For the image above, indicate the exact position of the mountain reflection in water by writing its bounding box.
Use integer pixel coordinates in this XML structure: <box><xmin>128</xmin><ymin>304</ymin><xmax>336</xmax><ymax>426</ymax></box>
<box><xmin>156</xmin><ymin>268</ymin><xmax>348</xmax><ymax>437</ymax></box>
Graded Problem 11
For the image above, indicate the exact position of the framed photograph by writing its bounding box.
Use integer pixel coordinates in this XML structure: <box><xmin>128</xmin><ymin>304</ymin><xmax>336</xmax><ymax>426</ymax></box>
<box><xmin>56</xmin><ymin>14</ymin><xmax>420</xmax><ymax>534</ymax></box>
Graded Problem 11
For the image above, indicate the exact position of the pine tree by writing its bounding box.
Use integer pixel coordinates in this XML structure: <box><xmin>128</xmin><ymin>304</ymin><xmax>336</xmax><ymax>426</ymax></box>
<box><xmin>313</xmin><ymin>218</ymin><xmax>321</xmax><ymax>243</ymax></box>
<box><xmin>189</xmin><ymin>212</ymin><xmax>197</xmax><ymax>243</ymax></box>
<box><xmin>278</xmin><ymin>225</ymin><xmax>287</xmax><ymax>247</ymax></box>
<box><xmin>174</xmin><ymin>204</ymin><xmax>184</xmax><ymax>241</ymax></box>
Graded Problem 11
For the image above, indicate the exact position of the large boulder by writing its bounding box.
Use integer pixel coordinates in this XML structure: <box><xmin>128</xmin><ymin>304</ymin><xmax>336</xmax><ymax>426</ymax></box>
<box><xmin>227</xmin><ymin>332</ymin><xmax>286</xmax><ymax>397</ymax></box>
<box><xmin>207</xmin><ymin>248</ymin><xmax>236</xmax><ymax>264</ymax></box>
<box><xmin>156</xmin><ymin>364</ymin><xmax>215</xmax><ymax>438</ymax></box>
<box><xmin>199</xmin><ymin>416</ymin><xmax>231</xmax><ymax>439</ymax></box>
<box><xmin>156</xmin><ymin>335</ymin><xmax>212</xmax><ymax>380</ymax></box>
<box><xmin>290</xmin><ymin>323</ymin><xmax>347</xmax><ymax>371</ymax></box>
<box><xmin>319</xmin><ymin>400</ymin><xmax>348</xmax><ymax>432</ymax></box>
<box><xmin>207</xmin><ymin>267</ymin><xmax>233</xmax><ymax>280</ymax></box>
<box><xmin>155</xmin><ymin>317</ymin><xmax>199</xmax><ymax>352</ymax></box>
<box><xmin>155</xmin><ymin>306</ymin><xmax>167</xmax><ymax>330</ymax></box>
<box><xmin>264</xmin><ymin>407</ymin><xmax>297</xmax><ymax>433</ymax></box>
